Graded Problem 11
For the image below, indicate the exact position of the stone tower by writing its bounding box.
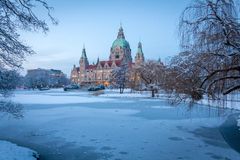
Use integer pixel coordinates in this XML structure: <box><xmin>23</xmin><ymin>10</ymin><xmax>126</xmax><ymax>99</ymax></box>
<box><xmin>109</xmin><ymin>26</ymin><xmax>132</xmax><ymax>63</ymax></box>
<box><xmin>135</xmin><ymin>41</ymin><xmax>145</xmax><ymax>65</ymax></box>
<box><xmin>79</xmin><ymin>46</ymin><xmax>89</xmax><ymax>72</ymax></box>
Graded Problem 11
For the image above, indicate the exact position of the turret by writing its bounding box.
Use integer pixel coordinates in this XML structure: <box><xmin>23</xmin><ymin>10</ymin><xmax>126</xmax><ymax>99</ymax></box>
<box><xmin>96</xmin><ymin>57</ymin><xmax>99</xmax><ymax>65</ymax></box>
<box><xmin>135</xmin><ymin>41</ymin><xmax>145</xmax><ymax>65</ymax></box>
<box><xmin>79</xmin><ymin>45</ymin><xmax>89</xmax><ymax>72</ymax></box>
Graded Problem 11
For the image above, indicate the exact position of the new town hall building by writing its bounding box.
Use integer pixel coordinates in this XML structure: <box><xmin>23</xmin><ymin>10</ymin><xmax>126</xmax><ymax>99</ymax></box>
<box><xmin>70</xmin><ymin>26</ymin><xmax>145</xmax><ymax>86</ymax></box>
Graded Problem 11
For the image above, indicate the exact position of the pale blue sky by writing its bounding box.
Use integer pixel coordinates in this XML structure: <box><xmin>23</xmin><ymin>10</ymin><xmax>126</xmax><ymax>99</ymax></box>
<box><xmin>21</xmin><ymin>0</ymin><xmax>191</xmax><ymax>76</ymax></box>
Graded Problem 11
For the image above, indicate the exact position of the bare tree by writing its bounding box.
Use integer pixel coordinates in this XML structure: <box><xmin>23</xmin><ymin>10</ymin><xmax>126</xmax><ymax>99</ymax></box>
<box><xmin>0</xmin><ymin>67</ymin><xmax>20</xmax><ymax>96</ymax></box>
<box><xmin>0</xmin><ymin>100</ymin><xmax>23</xmax><ymax>119</ymax></box>
<box><xmin>0</xmin><ymin>0</ymin><xmax>57</xmax><ymax>68</ymax></box>
<box><xmin>25</xmin><ymin>71</ymin><xmax>49</xmax><ymax>89</ymax></box>
<box><xmin>0</xmin><ymin>0</ymin><xmax>56</xmax><ymax>117</ymax></box>
<box><xmin>110</xmin><ymin>63</ymin><xmax>130</xmax><ymax>94</ymax></box>
<box><xmin>0</xmin><ymin>0</ymin><xmax>56</xmax><ymax>93</ymax></box>
<box><xmin>128</xmin><ymin>67</ymin><xmax>141</xmax><ymax>91</ymax></box>
<box><xmin>179</xmin><ymin>0</ymin><xmax>240</xmax><ymax>98</ymax></box>
<box><xmin>163</xmin><ymin>52</ymin><xmax>204</xmax><ymax>103</ymax></box>
<box><xmin>136</xmin><ymin>60</ymin><xmax>165</xmax><ymax>97</ymax></box>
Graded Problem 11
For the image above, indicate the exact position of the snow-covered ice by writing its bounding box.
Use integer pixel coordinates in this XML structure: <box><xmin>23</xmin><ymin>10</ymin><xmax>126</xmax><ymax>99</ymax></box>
<box><xmin>0</xmin><ymin>140</ymin><xmax>38</xmax><ymax>160</ymax></box>
<box><xmin>9</xmin><ymin>89</ymin><xmax>114</xmax><ymax>105</ymax></box>
<box><xmin>0</xmin><ymin>89</ymin><xmax>239</xmax><ymax>160</ymax></box>
<box><xmin>150</xmin><ymin>105</ymin><xmax>175</xmax><ymax>109</ymax></box>
<box><xmin>238</xmin><ymin>115</ymin><xmax>240</xmax><ymax>130</ymax></box>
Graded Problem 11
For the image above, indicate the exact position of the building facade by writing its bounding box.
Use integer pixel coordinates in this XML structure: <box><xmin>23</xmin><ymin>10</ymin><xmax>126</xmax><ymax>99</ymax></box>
<box><xmin>25</xmin><ymin>68</ymin><xmax>68</xmax><ymax>88</ymax></box>
<box><xmin>70</xmin><ymin>26</ymin><xmax>145</xmax><ymax>86</ymax></box>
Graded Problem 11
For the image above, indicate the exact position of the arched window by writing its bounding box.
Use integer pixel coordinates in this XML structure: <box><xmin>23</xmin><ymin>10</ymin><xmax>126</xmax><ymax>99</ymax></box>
<box><xmin>115</xmin><ymin>52</ymin><xmax>120</xmax><ymax>59</ymax></box>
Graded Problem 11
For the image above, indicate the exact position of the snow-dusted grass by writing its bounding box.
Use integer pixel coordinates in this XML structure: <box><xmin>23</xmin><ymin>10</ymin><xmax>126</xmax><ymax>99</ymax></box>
<box><xmin>0</xmin><ymin>140</ymin><xmax>38</xmax><ymax>160</ymax></box>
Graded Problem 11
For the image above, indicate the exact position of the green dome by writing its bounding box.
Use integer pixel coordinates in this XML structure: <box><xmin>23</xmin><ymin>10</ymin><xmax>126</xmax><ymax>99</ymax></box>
<box><xmin>112</xmin><ymin>38</ymin><xmax>130</xmax><ymax>49</ymax></box>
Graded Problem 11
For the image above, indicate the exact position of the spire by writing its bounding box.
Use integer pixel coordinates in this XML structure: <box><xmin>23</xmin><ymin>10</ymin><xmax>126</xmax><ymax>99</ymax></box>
<box><xmin>137</xmin><ymin>41</ymin><xmax>144</xmax><ymax>55</ymax></box>
<box><xmin>138</xmin><ymin>41</ymin><xmax>142</xmax><ymax>49</ymax></box>
<box><xmin>96</xmin><ymin>57</ymin><xmax>99</xmax><ymax>64</ymax></box>
<box><xmin>135</xmin><ymin>41</ymin><xmax>145</xmax><ymax>64</ymax></box>
<box><xmin>79</xmin><ymin>45</ymin><xmax>89</xmax><ymax>69</ymax></box>
<box><xmin>117</xmin><ymin>24</ymin><xmax>125</xmax><ymax>39</ymax></box>
<box><xmin>158</xmin><ymin>57</ymin><xmax>161</xmax><ymax>62</ymax></box>
<box><xmin>81</xmin><ymin>45</ymin><xmax>87</xmax><ymax>59</ymax></box>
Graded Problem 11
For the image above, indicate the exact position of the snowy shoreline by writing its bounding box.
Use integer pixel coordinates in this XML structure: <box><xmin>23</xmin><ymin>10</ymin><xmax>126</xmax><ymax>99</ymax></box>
<box><xmin>101</xmin><ymin>89</ymin><xmax>240</xmax><ymax>130</ymax></box>
<box><xmin>0</xmin><ymin>140</ymin><xmax>39</xmax><ymax>160</ymax></box>
<box><xmin>101</xmin><ymin>89</ymin><xmax>240</xmax><ymax>109</ymax></box>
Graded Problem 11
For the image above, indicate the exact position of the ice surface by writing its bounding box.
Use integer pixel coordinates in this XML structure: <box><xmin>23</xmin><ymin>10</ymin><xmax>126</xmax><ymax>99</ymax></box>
<box><xmin>0</xmin><ymin>140</ymin><xmax>38</xmax><ymax>160</ymax></box>
<box><xmin>9</xmin><ymin>89</ymin><xmax>114</xmax><ymax>105</ymax></box>
<box><xmin>150</xmin><ymin>105</ymin><xmax>175</xmax><ymax>109</ymax></box>
<box><xmin>238</xmin><ymin>115</ymin><xmax>240</xmax><ymax>131</ymax></box>
<box><xmin>0</xmin><ymin>89</ymin><xmax>239</xmax><ymax>160</ymax></box>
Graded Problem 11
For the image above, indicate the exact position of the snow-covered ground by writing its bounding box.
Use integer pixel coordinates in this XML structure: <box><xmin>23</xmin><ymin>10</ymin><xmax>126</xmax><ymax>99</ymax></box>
<box><xmin>0</xmin><ymin>89</ymin><xmax>239</xmax><ymax>160</ymax></box>
<box><xmin>0</xmin><ymin>140</ymin><xmax>38</xmax><ymax>160</ymax></box>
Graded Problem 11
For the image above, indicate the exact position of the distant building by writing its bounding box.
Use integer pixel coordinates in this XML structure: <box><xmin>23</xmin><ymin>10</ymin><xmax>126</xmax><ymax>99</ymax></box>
<box><xmin>25</xmin><ymin>68</ymin><xmax>68</xmax><ymax>88</ymax></box>
<box><xmin>70</xmin><ymin>26</ymin><xmax>145</xmax><ymax>86</ymax></box>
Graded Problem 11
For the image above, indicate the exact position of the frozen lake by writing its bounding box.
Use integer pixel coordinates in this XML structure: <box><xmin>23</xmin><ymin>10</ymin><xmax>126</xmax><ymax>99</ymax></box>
<box><xmin>0</xmin><ymin>89</ymin><xmax>239</xmax><ymax>160</ymax></box>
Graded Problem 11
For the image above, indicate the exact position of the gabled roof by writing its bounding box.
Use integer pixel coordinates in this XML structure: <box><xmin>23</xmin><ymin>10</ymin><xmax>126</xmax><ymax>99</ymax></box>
<box><xmin>86</xmin><ymin>65</ymin><xmax>97</xmax><ymax>70</ymax></box>
<box><xmin>72</xmin><ymin>67</ymin><xmax>80</xmax><ymax>72</ymax></box>
<box><xmin>99</xmin><ymin>60</ymin><xmax>122</xmax><ymax>68</ymax></box>
<box><xmin>77</xmin><ymin>59</ymin><xmax>134</xmax><ymax>71</ymax></box>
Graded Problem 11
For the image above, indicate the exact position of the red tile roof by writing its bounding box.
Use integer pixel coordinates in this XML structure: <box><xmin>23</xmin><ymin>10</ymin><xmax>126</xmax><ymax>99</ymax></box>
<box><xmin>86</xmin><ymin>65</ymin><xmax>97</xmax><ymax>70</ymax></box>
<box><xmin>99</xmin><ymin>60</ymin><xmax>122</xmax><ymax>67</ymax></box>
<box><xmin>73</xmin><ymin>67</ymin><xmax>80</xmax><ymax>72</ymax></box>
<box><xmin>82</xmin><ymin>60</ymin><xmax>134</xmax><ymax>70</ymax></box>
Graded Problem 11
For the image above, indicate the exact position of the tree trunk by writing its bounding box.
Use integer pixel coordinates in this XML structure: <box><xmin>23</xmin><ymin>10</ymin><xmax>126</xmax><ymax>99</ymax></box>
<box><xmin>151</xmin><ymin>89</ymin><xmax>155</xmax><ymax>97</ymax></box>
<box><xmin>120</xmin><ymin>87</ymin><xmax>123</xmax><ymax>94</ymax></box>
